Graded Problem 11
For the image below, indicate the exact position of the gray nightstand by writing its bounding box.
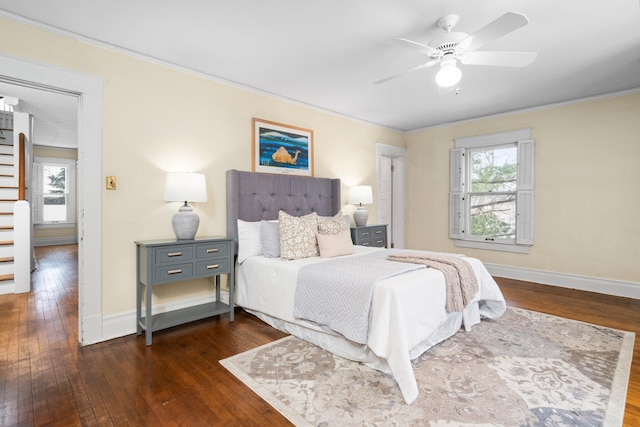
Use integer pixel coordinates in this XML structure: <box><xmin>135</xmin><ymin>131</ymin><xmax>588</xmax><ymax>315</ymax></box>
<box><xmin>350</xmin><ymin>225</ymin><xmax>388</xmax><ymax>248</ymax></box>
<box><xmin>135</xmin><ymin>236</ymin><xmax>234</xmax><ymax>345</ymax></box>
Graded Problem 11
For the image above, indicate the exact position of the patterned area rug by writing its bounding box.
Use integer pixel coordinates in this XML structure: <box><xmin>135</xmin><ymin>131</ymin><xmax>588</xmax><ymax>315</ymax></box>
<box><xmin>220</xmin><ymin>308</ymin><xmax>634</xmax><ymax>426</ymax></box>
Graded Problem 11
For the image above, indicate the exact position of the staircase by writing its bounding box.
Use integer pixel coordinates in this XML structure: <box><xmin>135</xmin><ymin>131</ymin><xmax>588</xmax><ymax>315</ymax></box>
<box><xmin>0</xmin><ymin>139</ymin><xmax>18</xmax><ymax>291</ymax></box>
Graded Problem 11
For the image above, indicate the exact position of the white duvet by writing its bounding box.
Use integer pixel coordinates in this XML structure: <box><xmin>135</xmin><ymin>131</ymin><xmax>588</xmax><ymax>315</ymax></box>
<box><xmin>236</xmin><ymin>246</ymin><xmax>506</xmax><ymax>404</ymax></box>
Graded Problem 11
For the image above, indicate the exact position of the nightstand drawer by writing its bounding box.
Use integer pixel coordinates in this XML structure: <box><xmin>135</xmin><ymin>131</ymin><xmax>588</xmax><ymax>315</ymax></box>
<box><xmin>155</xmin><ymin>247</ymin><xmax>194</xmax><ymax>264</ymax></box>
<box><xmin>351</xmin><ymin>225</ymin><xmax>388</xmax><ymax>248</ymax></box>
<box><xmin>196</xmin><ymin>241</ymin><xmax>230</xmax><ymax>259</ymax></box>
<box><xmin>154</xmin><ymin>263</ymin><xmax>194</xmax><ymax>282</ymax></box>
<box><xmin>370</xmin><ymin>227</ymin><xmax>386</xmax><ymax>238</ymax></box>
<box><xmin>195</xmin><ymin>258</ymin><xmax>229</xmax><ymax>276</ymax></box>
<box><xmin>353</xmin><ymin>228</ymin><xmax>375</xmax><ymax>240</ymax></box>
<box><xmin>370</xmin><ymin>236</ymin><xmax>387</xmax><ymax>247</ymax></box>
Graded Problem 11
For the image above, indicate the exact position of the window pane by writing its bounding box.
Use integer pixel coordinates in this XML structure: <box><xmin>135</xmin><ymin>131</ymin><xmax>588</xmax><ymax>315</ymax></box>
<box><xmin>43</xmin><ymin>195</ymin><xmax>67</xmax><ymax>222</ymax></box>
<box><xmin>43</xmin><ymin>165</ymin><xmax>67</xmax><ymax>194</ymax></box>
<box><xmin>470</xmin><ymin>194</ymin><xmax>515</xmax><ymax>240</ymax></box>
<box><xmin>470</xmin><ymin>146</ymin><xmax>517</xmax><ymax>192</ymax></box>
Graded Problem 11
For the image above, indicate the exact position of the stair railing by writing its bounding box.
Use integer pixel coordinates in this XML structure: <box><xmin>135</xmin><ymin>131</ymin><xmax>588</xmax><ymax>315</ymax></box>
<box><xmin>19</xmin><ymin>132</ymin><xmax>25</xmax><ymax>200</ymax></box>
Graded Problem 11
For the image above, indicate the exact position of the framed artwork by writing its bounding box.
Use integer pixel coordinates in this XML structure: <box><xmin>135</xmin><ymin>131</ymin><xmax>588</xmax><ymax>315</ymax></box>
<box><xmin>252</xmin><ymin>118</ymin><xmax>314</xmax><ymax>176</ymax></box>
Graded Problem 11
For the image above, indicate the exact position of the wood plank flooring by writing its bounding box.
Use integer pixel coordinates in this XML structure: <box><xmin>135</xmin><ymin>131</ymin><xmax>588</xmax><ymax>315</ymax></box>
<box><xmin>1</xmin><ymin>244</ymin><xmax>638</xmax><ymax>426</ymax></box>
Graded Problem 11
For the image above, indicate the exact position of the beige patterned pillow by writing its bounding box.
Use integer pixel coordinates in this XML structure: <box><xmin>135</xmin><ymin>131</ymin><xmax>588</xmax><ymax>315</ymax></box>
<box><xmin>279</xmin><ymin>211</ymin><xmax>319</xmax><ymax>260</ymax></box>
<box><xmin>317</xmin><ymin>211</ymin><xmax>346</xmax><ymax>235</ymax></box>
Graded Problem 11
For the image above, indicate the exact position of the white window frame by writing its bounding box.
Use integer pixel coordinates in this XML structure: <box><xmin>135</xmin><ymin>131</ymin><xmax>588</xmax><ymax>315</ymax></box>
<box><xmin>450</xmin><ymin>128</ymin><xmax>534</xmax><ymax>254</ymax></box>
<box><xmin>32</xmin><ymin>156</ymin><xmax>77</xmax><ymax>227</ymax></box>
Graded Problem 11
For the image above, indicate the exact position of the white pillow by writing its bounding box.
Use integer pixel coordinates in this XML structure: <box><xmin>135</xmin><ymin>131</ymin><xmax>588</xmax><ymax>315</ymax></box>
<box><xmin>316</xmin><ymin>229</ymin><xmax>355</xmax><ymax>258</ymax></box>
<box><xmin>237</xmin><ymin>219</ymin><xmax>262</xmax><ymax>263</ymax></box>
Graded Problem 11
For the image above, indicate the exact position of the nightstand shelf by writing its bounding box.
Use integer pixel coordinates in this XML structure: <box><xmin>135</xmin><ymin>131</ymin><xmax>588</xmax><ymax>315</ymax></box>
<box><xmin>138</xmin><ymin>300</ymin><xmax>230</xmax><ymax>334</ymax></box>
<box><xmin>350</xmin><ymin>224</ymin><xmax>388</xmax><ymax>248</ymax></box>
<box><xmin>135</xmin><ymin>236</ymin><xmax>234</xmax><ymax>345</ymax></box>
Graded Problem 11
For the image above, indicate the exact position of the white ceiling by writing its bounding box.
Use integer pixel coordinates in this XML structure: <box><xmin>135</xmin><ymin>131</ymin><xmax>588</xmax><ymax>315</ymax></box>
<box><xmin>0</xmin><ymin>82</ymin><xmax>78</xmax><ymax>148</ymax></box>
<box><xmin>1</xmin><ymin>0</ymin><xmax>640</xmax><ymax>145</ymax></box>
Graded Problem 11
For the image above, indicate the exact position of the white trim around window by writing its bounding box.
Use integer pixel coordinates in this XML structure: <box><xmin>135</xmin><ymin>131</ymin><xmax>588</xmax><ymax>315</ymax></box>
<box><xmin>450</xmin><ymin>128</ymin><xmax>534</xmax><ymax>253</ymax></box>
<box><xmin>32</xmin><ymin>156</ymin><xmax>77</xmax><ymax>227</ymax></box>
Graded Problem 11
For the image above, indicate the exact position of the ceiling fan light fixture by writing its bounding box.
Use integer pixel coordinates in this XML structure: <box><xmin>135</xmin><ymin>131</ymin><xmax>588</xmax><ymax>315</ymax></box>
<box><xmin>435</xmin><ymin>59</ymin><xmax>462</xmax><ymax>87</ymax></box>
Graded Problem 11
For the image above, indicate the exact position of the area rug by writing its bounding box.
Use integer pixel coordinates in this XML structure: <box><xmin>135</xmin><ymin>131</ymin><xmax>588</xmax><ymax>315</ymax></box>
<box><xmin>220</xmin><ymin>307</ymin><xmax>634</xmax><ymax>426</ymax></box>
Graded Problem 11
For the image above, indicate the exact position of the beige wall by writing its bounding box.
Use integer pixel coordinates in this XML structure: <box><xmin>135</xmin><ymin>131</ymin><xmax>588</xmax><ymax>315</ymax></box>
<box><xmin>32</xmin><ymin>146</ymin><xmax>77</xmax><ymax>241</ymax></box>
<box><xmin>0</xmin><ymin>18</ymin><xmax>404</xmax><ymax>315</ymax></box>
<box><xmin>405</xmin><ymin>92</ymin><xmax>640</xmax><ymax>284</ymax></box>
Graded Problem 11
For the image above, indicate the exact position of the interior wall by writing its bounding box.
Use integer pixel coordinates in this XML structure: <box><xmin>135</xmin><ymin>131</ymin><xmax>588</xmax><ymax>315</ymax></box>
<box><xmin>0</xmin><ymin>17</ymin><xmax>404</xmax><ymax>315</ymax></box>
<box><xmin>405</xmin><ymin>91</ymin><xmax>640</xmax><ymax>285</ymax></box>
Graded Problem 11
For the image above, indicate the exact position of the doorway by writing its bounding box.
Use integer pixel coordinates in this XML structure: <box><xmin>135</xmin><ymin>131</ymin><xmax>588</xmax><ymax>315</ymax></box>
<box><xmin>376</xmin><ymin>144</ymin><xmax>406</xmax><ymax>249</ymax></box>
<box><xmin>0</xmin><ymin>54</ymin><xmax>103</xmax><ymax>345</ymax></box>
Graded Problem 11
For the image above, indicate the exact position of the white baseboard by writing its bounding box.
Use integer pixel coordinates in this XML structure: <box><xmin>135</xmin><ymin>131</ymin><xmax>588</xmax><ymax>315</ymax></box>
<box><xmin>34</xmin><ymin>236</ymin><xmax>78</xmax><ymax>247</ymax></box>
<box><xmin>486</xmin><ymin>263</ymin><xmax>640</xmax><ymax>300</ymax></box>
<box><xmin>101</xmin><ymin>291</ymin><xmax>230</xmax><ymax>343</ymax></box>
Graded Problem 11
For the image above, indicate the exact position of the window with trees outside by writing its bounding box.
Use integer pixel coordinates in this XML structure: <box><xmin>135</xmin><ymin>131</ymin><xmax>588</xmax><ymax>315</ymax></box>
<box><xmin>450</xmin><ymin>128</ymin><xmax>534</xmax><ymax>253</ymax></box>
<box><xmin>32</xmin><ymin>157</ymin><xmax>77</xmax><ymax>225</ymax></box>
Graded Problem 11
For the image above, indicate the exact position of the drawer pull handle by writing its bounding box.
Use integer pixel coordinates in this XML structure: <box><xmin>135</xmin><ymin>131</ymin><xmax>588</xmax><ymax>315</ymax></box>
<box><xmin>362</xmin><ymin>232</ymin><xmax>370</xmax><ymax>236</ymax></box>
<box><xmin>206</xmin><ymin>264</ymin><xmax>220</xmax><ymax>269</ymax></box>
<box><xmin>376</xmin><ymin>240</ymin><xmax>383</xmax><ymax>244</ymax></box>
<box><xmin>375</xmin><ymin>230</ymin><xmax>382</xmax><ymax>234</ymax></box>
<box><xmin>362</xmin><ymin>242</ymin><xmax>370</xmax><ymax>246</ymax></box>
<box><xmin>167</xmin><ymin>252</ymin><xmax>183</xmax><ymax>257</ymax></box>
<box><xmin>206</xmin><ymin>248</ymin><xmax>219</xmax><ymax>253</ymax></box>
<box><xmin>167</xmin><ymin>269</ymin><xmax>183</xmax><ymax>275</ymax></box>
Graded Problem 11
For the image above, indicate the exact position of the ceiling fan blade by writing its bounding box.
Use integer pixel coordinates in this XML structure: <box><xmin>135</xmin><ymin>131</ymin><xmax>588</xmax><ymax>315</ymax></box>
<box><xmin>460</xmin><ymin>51</ymin><xmax>537</xmax><ymax>67</ymax></box>
<box><xmin>393</xmin><ymin>38</ymin><xmax>441</xmax><ymax>56</ymax></box>
<box><xmin>373</xmin><ymin>59</ymin><xmax>440</xmax><ymax>84</ymax></box>
<box><xmin>459</xmin><ymin>12</ymin><xmax>529</xmax><ymax>52</ymax></box>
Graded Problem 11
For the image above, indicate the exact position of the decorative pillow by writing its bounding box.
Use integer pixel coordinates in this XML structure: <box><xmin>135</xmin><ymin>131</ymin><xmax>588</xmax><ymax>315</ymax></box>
<box><xmin>260</xmin><ymin>220</ymin><xmax>280</xmax><ymax>258</ymax></box>
<box><xmin>316</xmin><ymin>229</ymin><xmax>355</xmax><ymax>258</ymax></box>
<box><xmin>279</xmin><ymin>211</ymin><xmax>319</xmax><ymax>260</ymax></box>
<box><xmin>318</xmin><ymin>211</ymin><xmax>346</xmax><ymax>235</ymax></box>
<box><xmin>237</xmin><ymin>219</ymin><xmax>262</xmax><ymax>263</ymax></box>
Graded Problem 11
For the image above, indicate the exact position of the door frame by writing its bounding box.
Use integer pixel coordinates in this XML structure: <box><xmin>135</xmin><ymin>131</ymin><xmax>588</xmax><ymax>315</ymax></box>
<box><xmin>0</xmin><ymin>53</ymin><xmax>104</xmax><ymax>345</ymax></box>
<box><xmin>376</xmin><ymin>143</ymin><xmax>406</xmax><ymax>248</ymax></box>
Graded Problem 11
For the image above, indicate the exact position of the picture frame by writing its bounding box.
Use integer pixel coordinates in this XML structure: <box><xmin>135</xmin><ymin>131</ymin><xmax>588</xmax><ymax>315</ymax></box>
<box><xmin>252</xmin><ymin>118</ymin><xmax>314</xmax><ymax>176</ymax></box>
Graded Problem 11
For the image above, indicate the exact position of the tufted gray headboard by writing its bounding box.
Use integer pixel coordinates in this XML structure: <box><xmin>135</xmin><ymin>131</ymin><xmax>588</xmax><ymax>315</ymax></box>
<box><xmin>226</xmin><ymin>169</ymin><xmax>341</xmax><ymax>251</ymax></box>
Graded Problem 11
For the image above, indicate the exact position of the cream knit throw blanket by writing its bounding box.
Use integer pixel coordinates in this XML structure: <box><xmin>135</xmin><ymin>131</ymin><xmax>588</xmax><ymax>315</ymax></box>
<box><xmin>387</xmin><ymin>252</ymin><xmax>479</xmax><ymax>312</ymax></box>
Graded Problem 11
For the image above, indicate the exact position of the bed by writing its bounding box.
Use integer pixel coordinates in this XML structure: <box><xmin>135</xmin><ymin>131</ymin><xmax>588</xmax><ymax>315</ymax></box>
<box><xmin>226</xmin><ymin>169</ymin><xmax>506</xmax><ymax>404</ymax></box>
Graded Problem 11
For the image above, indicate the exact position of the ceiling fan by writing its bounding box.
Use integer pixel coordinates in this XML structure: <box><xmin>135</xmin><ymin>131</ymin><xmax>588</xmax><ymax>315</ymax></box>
<box><xmin>374</xmin><ymin>11</ymin><xmax>537</xmax><ymax>88</ymax></box>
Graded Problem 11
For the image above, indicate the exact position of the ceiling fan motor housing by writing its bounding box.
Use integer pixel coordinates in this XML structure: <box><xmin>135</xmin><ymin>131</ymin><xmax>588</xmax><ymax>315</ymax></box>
<box><xmin>429</xmin><ymin>31</ymin><xmax>470</xmax><ymax>55</ymax></box>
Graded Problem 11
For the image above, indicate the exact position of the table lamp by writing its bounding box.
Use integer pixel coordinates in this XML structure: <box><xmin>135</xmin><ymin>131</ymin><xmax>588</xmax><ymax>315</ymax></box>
<box><xmin>348</xmin><ymin>185</ymin><xmax>373</xmax><ymax>227</ymax></box>
<box><xmin>164</xmin><ymin>172</ymin><xmax>207</xmax><ymax>239</ymax></box>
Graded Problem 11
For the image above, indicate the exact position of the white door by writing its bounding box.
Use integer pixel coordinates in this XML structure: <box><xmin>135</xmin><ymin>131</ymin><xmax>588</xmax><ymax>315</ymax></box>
<box><xmin>377</xmin><ymin>144</ymin><xmax>406</xmax><ymax>248</ymax></box>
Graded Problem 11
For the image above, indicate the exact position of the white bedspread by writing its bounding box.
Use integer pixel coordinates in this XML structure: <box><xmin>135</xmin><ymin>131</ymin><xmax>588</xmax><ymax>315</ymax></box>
<box><xmin>236</xmin><ymin>246</ymin><xmax>506</xmax><ymax>404</ymax></box>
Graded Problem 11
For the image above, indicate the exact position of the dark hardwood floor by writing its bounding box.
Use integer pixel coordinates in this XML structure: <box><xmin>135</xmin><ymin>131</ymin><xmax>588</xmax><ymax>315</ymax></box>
<box><xmin>1</xmin><ymin>244</ymin><xmax>638</xmax><ymax>426</ymax></box>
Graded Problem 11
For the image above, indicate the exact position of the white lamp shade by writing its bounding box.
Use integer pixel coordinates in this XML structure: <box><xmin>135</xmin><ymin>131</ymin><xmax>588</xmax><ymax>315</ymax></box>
<box><xmin>164</xmin><ymin>172</ymin><xmax>207</xmax><ymax>203</ymax></box>
<box><xmin>348</xmin><ymin>185</ymin><xmax>373</xmax><ymax>205</ymax></box>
